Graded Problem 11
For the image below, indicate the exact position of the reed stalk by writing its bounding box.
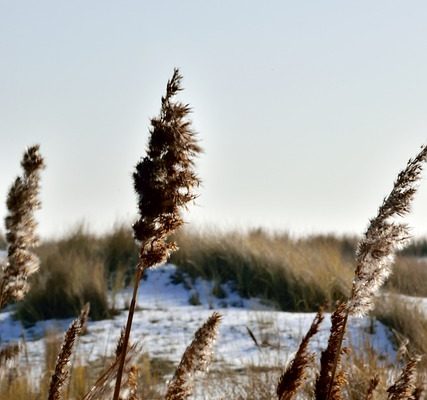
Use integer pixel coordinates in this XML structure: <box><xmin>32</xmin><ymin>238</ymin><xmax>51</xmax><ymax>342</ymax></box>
<box><xmin>113</xmin><ymin>68</ymin><xmax>201</xmax><ymax>399</ymax></box>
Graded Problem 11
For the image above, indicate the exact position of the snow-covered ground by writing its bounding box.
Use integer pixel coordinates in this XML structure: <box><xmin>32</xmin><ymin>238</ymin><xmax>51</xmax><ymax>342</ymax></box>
<box><xmin>0</xmin><ymin>263</ymin><xmax>395</xmax><ymax>383</ymax></box>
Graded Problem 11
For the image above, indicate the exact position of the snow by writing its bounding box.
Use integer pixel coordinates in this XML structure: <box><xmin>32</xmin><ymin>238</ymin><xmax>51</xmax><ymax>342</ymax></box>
<box><xmin>0</xmin><ymin>264</ymin><xmax>396</xmax><ymax>383</ymax></box>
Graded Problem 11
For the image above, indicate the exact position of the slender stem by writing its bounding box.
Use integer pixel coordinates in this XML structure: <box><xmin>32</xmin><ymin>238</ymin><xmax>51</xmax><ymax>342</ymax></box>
<box><xmin>112</xmin><ymin>264</ymin><xmax>144</xmax><ymax>400</ymax></box>
<box><xmin>325</xmin><ymin>310</ymin><xmax>349</xmax><ymax>400</ymax></box>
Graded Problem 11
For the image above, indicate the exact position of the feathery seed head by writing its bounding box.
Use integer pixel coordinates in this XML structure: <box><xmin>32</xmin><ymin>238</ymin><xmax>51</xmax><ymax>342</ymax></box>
<box><xmin>349</xmin><ymin>145</ymin><xmax>427</xmax><ymax>316</ymax></box>
<box><xmin>277</xmin><ymin>310</ymin><xmax>324</xmax><ymax>400</ymax></box>
<box><xmin>0</xmin><ymin>145</ymin><xmax>45</xmax><ymax>307</ymax></box>
<box><xmin>48</xmin><ymin>303</ymin><xmax>90</xmax><ymax>400</ymax></box>
<box><xmin>387</xmin><ymin>355</ymin><xmax>421</xmax><ymax>400</ymax></box>
<box><xmin>165</xmin><ymin>312</ymin><xmax>221</xmax><ymax>400</ymax></box>
<box><xmin>133</xmin><ymin>69</ymin><xmax>202</xmax><ymax>269</ymax></box>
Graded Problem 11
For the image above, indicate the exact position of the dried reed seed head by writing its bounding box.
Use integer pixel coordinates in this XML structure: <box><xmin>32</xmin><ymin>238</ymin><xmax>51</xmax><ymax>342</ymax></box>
<box><xmin>133</xmin><ymin>69</ymin><xmax>202</xmax><ymax>269</ymax></box>
<box><xmin>0</xmin><ymin>145</ymin><xmax>45</xmax><ymax>308</ymax></box>
<box><xmin>387</xmin><ymin>356</ymin><xmax>421</xmax><ymax>400</ymax></box>
<box><xmin>277</xmin><ymin>310</ymin><xmax>324</xmax><ymax>400</ymax></box>
<box><xmin>349</xmin><ymin>145</ymin><xmax>427</xmax><ymax>316</ymax></box>
<box><xmin>165</xmin><ymin>312</ymin><xmax>222</xmax><ymax>400</ymax></box>
<box><xmin>48</xmin><ymin>303</ymin><xmax>90</xmax><ymax>400</ymax></box>
<box><xmin>21</xmin><ymin>144</ymin><xmax>44</xmax><ymax>174</ymax></box>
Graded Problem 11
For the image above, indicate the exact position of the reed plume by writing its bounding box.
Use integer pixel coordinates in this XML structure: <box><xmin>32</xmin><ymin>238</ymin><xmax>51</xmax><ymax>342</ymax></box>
<box><xmin>0</xmin><ymin>145</ymin><xmax>44</xmax><ymax>308</ymax></box>
<box><xmin>132</xmin><ymin>68</ymin><xmax>202</xmax><ymax>269</ymax></box>
<box><xmin>349</xmin><ymin>145</ymin><xmax>427</xmax><ymax>316</ymax></box>
<box><xmin>277</xmin><ymin>310</ymin><xmax>324</xmax><ymax>400</ymax></box>
<box><xmin>113</xmin><ymin>68</ymin><xmax>202</xmax><ymax>400</ymax></box>
<box><xmin>387</xmin><ymin>356</ymin><xmax>421</xmax><ymax>400</ymax></box>
<box><xmin>318</xmin><ymin>145</ymin><xmax>427</xmax><ymax>400</ymax></box>
<box><xmin>165</xmin><ymin>312</ymin><xmax>222</xmax><ymax>400</ymax></box>
<box><xmin>48</xmin><ymin>303</ymin><xmax>90</xmax><ymax>400</ymax></box>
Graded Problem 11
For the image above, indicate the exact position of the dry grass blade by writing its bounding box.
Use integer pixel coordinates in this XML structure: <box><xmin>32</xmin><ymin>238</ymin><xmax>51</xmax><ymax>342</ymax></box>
<box><xmin>165</xmin><ymin>312</ymin><xmax>222</xmax><ymax>400</ymax></box>
<box><xmin>315</xmin><ymin>303</ymin><xmax>347</xmax><ymax>400</ymax></box>
<box><xmin>246</xmin><ymin>326</ymin><xmax>260</xmax><ymax>349</ymax></box>
<box><xmin>113</xmin><ymin>68</ymin><xmax>202</xmax><ymax>400</ymax></box>
<box><xmin>349</xmin><ymin>145</ymin><xmax>427</xmax><ymax>316</ymax></box>
<box><xmin>82</xmin><ymin>343</ymin><xmax>140</xmax><ymax>400</ymax></box>
<box><xmin>277</xmin><ymin>310</ymin><xmax>324</xmax><ymax>400</ymax></box>
<box><xmin>387</xmin><ymin>356</ymin><xmax>421</xmax><ymax>400</ymax></box>
<box><xmin>48</xmin><ymin>303</ymin><xmax>90</xmax><ymax>400</ymax></box>
<box><xmin>0</xmin><ymin>145</ymin><xmax>45</xmax><ymax>308</ymax></box>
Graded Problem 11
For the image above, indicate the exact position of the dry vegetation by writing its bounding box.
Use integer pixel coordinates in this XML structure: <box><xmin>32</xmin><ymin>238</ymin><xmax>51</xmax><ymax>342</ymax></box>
<box><xmin>0</xmin><ymin>70</ymin><xmax>426</xmax><ymax>399</ymax></box>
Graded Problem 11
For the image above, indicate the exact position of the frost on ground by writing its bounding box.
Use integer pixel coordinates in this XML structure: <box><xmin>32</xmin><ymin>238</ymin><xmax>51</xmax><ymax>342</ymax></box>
<box><xmin>0</xmin><ymin>264</ymin><xmax>395</xmax><ymax>381</ymax></box>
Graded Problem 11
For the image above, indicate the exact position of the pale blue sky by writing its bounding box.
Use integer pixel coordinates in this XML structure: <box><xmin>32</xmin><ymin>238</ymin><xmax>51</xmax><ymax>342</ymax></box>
<box><xmin>1</xmin><ymin>1</ymin><xmax>427</xmax><ymax>238</ymax></box>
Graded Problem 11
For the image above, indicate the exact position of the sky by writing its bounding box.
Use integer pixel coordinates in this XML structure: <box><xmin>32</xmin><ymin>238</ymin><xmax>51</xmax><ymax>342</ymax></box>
<box><xmin>1</xmin><ymin>1</ymin><xmax>427</xmax><ymax>239</ymax></box>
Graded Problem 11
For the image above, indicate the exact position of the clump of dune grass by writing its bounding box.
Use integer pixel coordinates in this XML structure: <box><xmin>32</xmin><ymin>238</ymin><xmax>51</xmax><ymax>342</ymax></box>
<box><xmin>16</xmin><ymin>234</ymin><xmax>109</xmax><ymax>322</ymax></box>
<box><xmin>99</xmin><ymin>223</ymin><xmax>138</xmax><ymax>287</ymax></box>
<box><xmin>171</xmin><ymin>229</ymin><xmax>354</xmax><ymax>311</ymax></box>
<box><xmin>15</xmin><ymin>224</ymin><xmax>140</xmax><ymax>323</ymax></box>
<box><xmin>0</xmin><ymin>145</ymin><xmax>44</xmax><ymax>308</ymax></box>
<box><xmin>113</xmin><ymin>68</ymin><xmax>203</xmax><ymax>399</ymax></box>
<box><xmin>375</xmin><ymin>296</ymin><xmax>427</xmax><ymax>369</ymax></box>
<box><xmin>385</xmin><ymin>255</ymin><xmax>427</xmax><ymax>297</ymax></box>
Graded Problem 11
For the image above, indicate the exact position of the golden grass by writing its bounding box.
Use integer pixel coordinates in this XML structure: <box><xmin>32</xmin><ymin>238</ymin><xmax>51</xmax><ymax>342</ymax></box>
<box><xmin>171</xmin><ymin>228</ymin><xmax>355</xmax><ymax>311</ymax></box>
<box><xmin>375</xmin><ymin>296</ymin><xmax>427</xmax><ymax>370</ymax></box>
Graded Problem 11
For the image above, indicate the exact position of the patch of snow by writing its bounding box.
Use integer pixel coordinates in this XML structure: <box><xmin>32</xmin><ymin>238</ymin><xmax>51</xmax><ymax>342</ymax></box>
<box><xmin>0</xmin><ymin>264</ymin><xmax>397</xmax><ymax>384</ymax></box>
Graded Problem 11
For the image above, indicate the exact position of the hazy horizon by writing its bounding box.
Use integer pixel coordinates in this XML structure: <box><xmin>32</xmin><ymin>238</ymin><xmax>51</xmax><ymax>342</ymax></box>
<box><xmin>2</xmin><ymin>1</ymin><xmax>427</xmax><ymax>239</ymax></box>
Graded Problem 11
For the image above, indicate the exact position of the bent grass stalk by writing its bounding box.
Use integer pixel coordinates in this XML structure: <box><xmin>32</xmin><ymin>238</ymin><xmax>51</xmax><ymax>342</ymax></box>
<box><xmin>321</xmin><ymin>145</ymin><xmax>427</xmax><ymax>400</ymax></box>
